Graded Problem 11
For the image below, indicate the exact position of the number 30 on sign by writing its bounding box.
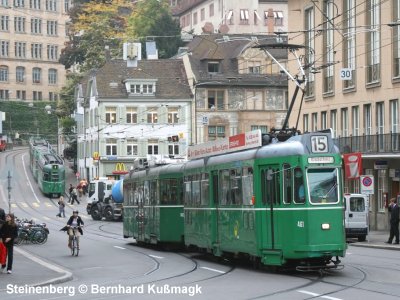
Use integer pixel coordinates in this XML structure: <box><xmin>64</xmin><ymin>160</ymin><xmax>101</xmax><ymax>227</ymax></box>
<box><xmin>340</xmin><ymin>68</ymin><xmax>352</xmax><ymax>80</ymax></box>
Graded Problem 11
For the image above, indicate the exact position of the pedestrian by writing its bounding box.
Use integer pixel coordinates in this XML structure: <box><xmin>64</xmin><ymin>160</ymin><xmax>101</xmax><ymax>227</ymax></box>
<box><xmin>68</xmin><ymin>184</ymin><xmax>73</xmax><ymax>203</ymax></box>
<box><xmin>57</xmin><ymin>196</ymin><xmax>66</xmax><ymax>218</ymax></box>
<box><xmin>70</xmin><ymin>187</ymin><xmax>80</xmax><ymax>205</ymax></box>
<box><xmin>0</xmin><ymin>213</ymin><xmax>18</xmax><ymax>274</ymax></box>
<box><xmin>0</xmin><ymin>207</ymin><xmax>5</xmax><ymax>230</ymax></box>
<box><xmin>386</xmin><ymin>198</ymin><xmax>400</xmax><ymax>244</ymax></box>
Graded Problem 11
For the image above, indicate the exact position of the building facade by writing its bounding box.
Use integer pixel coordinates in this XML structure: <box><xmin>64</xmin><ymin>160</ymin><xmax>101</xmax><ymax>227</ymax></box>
<box><xmin>182</xmin><ymin>34</ymin><xmax>288</xmax><ymax>144</ymax></box>
<box><xmin>172</xmin><ymin>0</ymin><xmax>288</xmax><ymax>37</ymax></box>
<box><xmin>287</xmin><ymin>0</ymin><xmax>400</xmax><ymax>230</ymax></box>
<box><xmin>75</xmin><ymin>59</ymin><xmax>192</xmax><ymax>181</ymax></box>
<box><xmin>0</xmin><ymin>0</ymin><xmax>69</xmax><ymax>102</ymax></box>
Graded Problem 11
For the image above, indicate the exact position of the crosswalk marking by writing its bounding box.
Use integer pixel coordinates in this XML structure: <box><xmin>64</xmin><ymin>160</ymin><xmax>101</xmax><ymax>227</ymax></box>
<box><xmin>11</xmin><ymin>203</ymin><xmax>17</xmax><ymax>208</ymax></box>
<box><xmin>45</xmin><ymin>202</ymin><xmax>52</xmax><ymax>207</ymax></box>
<box><xmin>32</xmin><ymin>202</ymin><xmax>40</xmax><ymax>208</ymax></box>
<box><xmin>20</xmin><ymin>202</ymin><xmax>28</xmax><ymax>208</ymax></box>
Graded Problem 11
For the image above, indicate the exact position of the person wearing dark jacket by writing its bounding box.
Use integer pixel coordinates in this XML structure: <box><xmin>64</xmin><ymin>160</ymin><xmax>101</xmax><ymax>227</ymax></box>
<box><xmin>386</xmin><ymin>198</ymin><xmax>400</xmax><ymax>244</ymax></box>
<box><xmin>0</xmin><ymin>213</ymin><xmax>18</xmax><ymax>274</ymax></box>
<box><xmin>66</xmin><ymin>210</ymin><xmax>84</xmax><ymax>249</ymax></box>
<box><xmin>0</xmin><ymin>207</ymin><xmax>5</xmax><ymax>230</ymax></box>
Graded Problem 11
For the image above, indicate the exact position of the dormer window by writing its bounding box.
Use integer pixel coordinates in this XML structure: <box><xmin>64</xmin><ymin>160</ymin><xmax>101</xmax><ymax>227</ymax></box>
<box><xmin>128</xmin><ymin>82</ymin><xmax>156</xmax><ymax>96</ymax></box>
<box><xmin>208</xmin><ymin>61</ymin><xmax>220</xmax><ymax>73</ymax></box>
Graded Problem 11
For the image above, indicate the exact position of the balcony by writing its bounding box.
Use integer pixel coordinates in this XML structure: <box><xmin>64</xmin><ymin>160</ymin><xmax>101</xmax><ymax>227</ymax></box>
<box><xmin>334</xmin><ymin>133</ymin><xmax>400</xmax><ymax>154</ymax></box>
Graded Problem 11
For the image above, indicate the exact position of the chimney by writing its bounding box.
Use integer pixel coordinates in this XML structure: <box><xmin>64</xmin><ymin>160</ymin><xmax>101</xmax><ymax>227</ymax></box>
<box><xmin>267</xmin><ymin>8</ymin><xmax>274</xmax><ymax>35</ymax></box>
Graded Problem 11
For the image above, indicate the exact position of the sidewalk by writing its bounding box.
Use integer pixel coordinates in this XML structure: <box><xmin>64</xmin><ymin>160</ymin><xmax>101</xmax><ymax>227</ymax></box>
<box><xmin>0</xmin><ymin>247</ymin><xmax>72</xmax><ymax>292</ymax></box>
<box><xmin>349</xmin><ymin>230</ymin><xmax>400</xmax><ymax>251</ymax></box>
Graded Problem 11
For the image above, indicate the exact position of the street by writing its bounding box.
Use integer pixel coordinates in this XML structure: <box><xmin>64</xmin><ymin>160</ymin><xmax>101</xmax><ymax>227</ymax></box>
<box><xmin>1</xmin><ymin>148</ymin><xmax>400</xmax><ymax>300</ymax></box>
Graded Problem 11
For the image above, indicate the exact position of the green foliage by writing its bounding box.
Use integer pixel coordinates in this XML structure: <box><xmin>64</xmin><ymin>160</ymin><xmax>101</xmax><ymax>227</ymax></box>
<box><xmin>0</xmin><ymin>102</ymin><xmax>58</xmax><ymax>144</ymax></box>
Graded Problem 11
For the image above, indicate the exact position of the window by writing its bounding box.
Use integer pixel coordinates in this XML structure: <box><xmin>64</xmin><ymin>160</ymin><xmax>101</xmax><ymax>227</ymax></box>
<box><xmin>32</xmin><ymin>91</ymin><xmax>42</xmax><ymax>100</ymax></box>
<box><xmin>148</xmin><ymin>143</ymin><xmax>158</xmax><ymax>155</ymax></box>
<box><xmin>208</xmin><ymin>125</ymin><xmax>225</xmax><ymax>140</ymax></box>
<box><xmin>227</xmin><ymin>9</ymin><xmax>233</xmax><ymax>24</ymax></box>
<box><xmin>31</xmin><ymin>18</ymin><xmax>42</xmax><ymax>34</ymax></box>
<box><xmin>248</xmin><ymin>61</ymin><xmax>261</xmax><ymax>74</ymax></box>
<box><xmin>161</xmin><ymin>178</ymin><xmax>181</xmax><ymax>205</ymax></box>
<box><xmin>343</xmin><ymin>0</ymin><xmax>356</xmax><ymax>88</ymax></box>
<box><xmin>283</xmin><ymin>164</ymin><xmax>292</xmax><ymax>204</ymax></box>
<box><xmin>168</xmin><ymin>109</ymin><xmax>179</xmax><ymax>124</ymax></box>
<box><xmin>240</xmin><ymin>9</ymin><xmax>249</xmax><ymax>24</ymax></box>
<box><xmin>320</xmin><ymin>111</ymin><xmax>327</xmax><ymax>130</ymax></box>
<box><xmin>377</xmin><ymin>102</ymin><xmax>384</xmax><ymax>150</ymax></box>
<box><xmin>193</xmin><ymin>12</ymin><xmax>197</xmax><ymax>25</ymax></box>
<box><xmin>390</xmin><ymin>100</ymin><xmax>399</xmax><ymax>150</ymax></box>
<box><xmin>250</xmin><ymin>125</ymin><xmax>268</xmax><ymax>133</ymax></box>
<box><xmin>147</xmin><ymin>109</ymin><xmax>158</xmax><ymax>123</ymax></box>
<box><xmin>48</xmin><ymin>68</ymin><xmax>57</xmax><ymax>84</ymax></box>
<box><xmin>366</xmin><ymin>0</ymin><xmax>380</xmax><ymax>83</ymax></box>
<box><xmin>394</xmin><ymin>0</ymin><xmax>400</xmax><ymax>77</ymax></box>
<box><xmin>207</xmin><ymin>90</ymin><xmax>224</xmax><ymax>110</ymax></box>
<box><xmin>274</xmin><ymin>11</ymin><xmax>283</xmax><ymax>26</ymax></box>
<box><xmin>14</xmin><ymin>16</ymin><xmax>25</xmax><ymax>33</ymax></box>
<box><xmin>105</xmin><ymin>107</ymin><xmax>117</xmax><ymax>124</ymax></box>
<box><xmin>311</xmin><ymin>112</ymin><xmax>318</xmax><ymax>132</ymax></box>
<box><xmin>15</xmin><ymin>42</ymin><xmax>26</xmax><ymax>58</ymax></box>
<box><xmin>64</xmin><ymin>0</ymin><xmax>70</xmax><ymax>12</ymax></box>
<box><xmin>0</xmin><ymin>0</ymin><xmax>9</xmax><ymax>6</ymax></box>
<box><xmin>0</xmin><ymin>89</ymin><xmax>9</xmax><ymax>100</ymax></box>
<box><xmin>32</xmin><ymin>67</ymin><xmax>41</xmax><ymax>83</ymax></box>
<box><xmin>242</xmin><ymin>167</ymin><xmax>253</xmax><ymax>205</ymax></box>
<box><xmin>261</xmin><ymin>167</ymin><xmax>280</xmax><ymax>205</ymax></box>
<box><xmin>0</xmin><ymin>40</ymin><xmax>9</xmax><ymax>57</ymax></box>
<box><xmin>209</xmin><ymin>3</ymin><xmax>214</xmax><ymax>17</ymax></box>
<box><xmin>31</xmin><ymin>43</ymin><xmax>42</xmax><ymax>59</ymax></box>
<box><xmin>378</xmin><ymin>169</ymin><xmax>387</xmax><ymax>212</ymax></box>
<box><xmin>130</xmin><ymin>84</ymin><xmax>140</xmax><ymax>94</ymax></box>
<box><xmin>127</xmin><ymin>140</ymin><xmax>138</xmax><ymax>156</ymax></box>
<box><xmin>0</xmin><ymin>65</ymin><xmax>8</xmax><ymax>82</ymax></box>
<box><xmin>168</xmin><ymin>144</ymin><xmax>179</xmax><ymax>156</ymax></box>
<box><xmin>364</xmin><ymin>104</ymin><xmax>372</xmax><ymax>135</ymax></box>
<box><xmin>106</xmin><ymin>139</ymin><xmax>117</xmax><ymax>156</ymax></box>
<box><xmin>130</xmin><ymin>83</ymin><xmax>154</xmax><ymax>95</ymax></box>
<box><xmin>142</xmin><ymin>84</ymin><xmax>153</xmax><ymax>94</ymax></box>
<box><xmin>200</xmin><ymin>8</ymin><xmax>205</xmax><ymax>21</ymax></box>
<box><xmin>46</xmin><ymin>0</ymin><xmax>56</xmax><ymax>11</ymax></box>
<box><xmin>303</xmin><ymin>114</ymin><xmax>309</xmax><ymax>132</ymax></box>
<box><xmin>30</xmin><ymin>0</ymin><xmax>40</xmax><ymax>9</ymax></box>
<box><xmin>126</xmin><ymin>107</ymin><xmax>137</xmax><ymax>124</ymax></box>
<box><xmin>47</xmin><ymin>45</ymin><xmax>58</xmax><ymax>60</ymax></box>
<box><xmin>208</xmin><ymin>61</ymin><xmax>220</xmax><ymax>73</ymax></box>
<box><xmin>330</xmin><ymin>110</ymin><xmax>337</xmax><ymax>137</ymax></box>
<box><xmin>16</xmin><ymin>90</ymin><xmax>26</xmax><ymax>100</ymax></box>
<box><xmin>0</xmin><ymin>15</ymin><xmax>9</xmax><ymax>31</ymax></box>
<box><xmin>323</xmin><ymin>1</ymin><xmax>334</xmax><ymax>93</ymax></box>
<box><xmin>47</xmin><ymin>21</ymin><xmax>57</xmax><ymax>35</ymax></box>
<box><xmin>308</xmin><ymin>168</ymin><xmax>339</xmax><ymax>204</ymax></box>
<box><xmin>14</xmin><ymin>0</ymin><xmax>24</xmax><ymax>7</ymax></box>
<box><xmin>305</xmin><ymin>7</ymin><xmax>315</xmax><ymax>97</ymax></box>
<box><xmin>293</xmin><ymin>167</ymin><xmax>305</xmax><ymax>203</ymax></box>
<box><xmin>48</xmin><ymin>92</ymin><xmax>57</xmax><ymax>101</ymax></box>
<box><xmin>16</xmin><ymin>66</ymin><xmax>25</xmax><ymax>82</ymax></box>
<box><xmin>341</xmin><ymin>108</ymin><xmax>348</xmax><ymax>137</ymax></box>
<box><xmin>352</xmin><ymin>106</ymin><xmax>359</xmax><ymax>136</ymax></box>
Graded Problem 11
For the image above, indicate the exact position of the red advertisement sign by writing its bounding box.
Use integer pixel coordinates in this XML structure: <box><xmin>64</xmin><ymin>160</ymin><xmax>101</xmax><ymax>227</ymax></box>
<box><xmin>343</xmin><ymin>152</ymin><xmax>362</xmax><ymax>180</ymax></box>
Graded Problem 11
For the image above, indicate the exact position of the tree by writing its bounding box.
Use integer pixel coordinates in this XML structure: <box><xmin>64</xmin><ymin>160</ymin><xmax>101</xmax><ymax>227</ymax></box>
<box><xmin>127</xmin><ymin>0</ymin><xmax>184</xmax><ymax>58</ymax></box>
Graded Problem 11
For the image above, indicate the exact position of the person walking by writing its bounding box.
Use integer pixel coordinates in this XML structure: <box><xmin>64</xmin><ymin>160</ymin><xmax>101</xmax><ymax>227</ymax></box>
<box><xmin>386</xmin><ymin>198</ymin><xmax>400</xmax><ymax>244</ymax></box>
<box><xmin>0</xmin><ymin>213</ymin><xmax>18</xmax><ymax>274</ymax></box>
<box><xmin>57</xmin><ymin>196</ymin><xmax>66</xmax><ymax>218</ymax></box>
<box><xmin>70</xmin><ymin>187</ymin><xmax>80</xmax><ymax>205</ymax></box>
<box><xmin>68</xmin><ymin>184</ymin><xmax>74</xmax><ymax>203</ymax></box>
<box><xmin>0</xmin><ymin>207</ymin><xmax>5</xmax><ymax>230</ymax></box>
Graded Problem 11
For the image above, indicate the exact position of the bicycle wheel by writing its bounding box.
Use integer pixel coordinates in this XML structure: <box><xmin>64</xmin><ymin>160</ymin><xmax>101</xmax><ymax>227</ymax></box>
<box><xmin>71</xmin><ymin>237</ymin><xmax>75</xmax><ymax>256</ymax></box>
<box><xmin>33</xmin><ymin>229</ymin><xmax>48</xmax><ymax>245</ymax></box>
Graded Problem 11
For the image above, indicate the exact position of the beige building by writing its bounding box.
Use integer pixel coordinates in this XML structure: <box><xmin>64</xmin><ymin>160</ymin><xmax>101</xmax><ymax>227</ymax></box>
<box><xmin>0</xmin><ymin>0</ymin><xmax>70</xmax><ymax>102</ymax></box>
<box><xmin>287</xmin><ymin>0</ymin><xmax>400</xmax><ymax>230</ymax></box>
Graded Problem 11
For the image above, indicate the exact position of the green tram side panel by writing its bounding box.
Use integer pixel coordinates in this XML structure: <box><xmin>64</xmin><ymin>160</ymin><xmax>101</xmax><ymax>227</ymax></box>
<box><xmin>159</xmin><ymin>206</ymin><xmax>184</xmax><ymax>242</ymax></box>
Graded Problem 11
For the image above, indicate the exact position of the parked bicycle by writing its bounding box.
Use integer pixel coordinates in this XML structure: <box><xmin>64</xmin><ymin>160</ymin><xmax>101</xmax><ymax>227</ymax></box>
<box><xmin>14</xmin><ymin>218</ymin><xmax>49</xmax><ymax>245</ymax></box>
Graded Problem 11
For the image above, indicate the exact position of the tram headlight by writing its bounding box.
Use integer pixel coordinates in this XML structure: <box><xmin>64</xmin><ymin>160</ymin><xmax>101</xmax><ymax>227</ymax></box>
<box><xmin>321</xmin><ymin>223</ymin><xmax>330</xmax><ymax>230</ymax></box>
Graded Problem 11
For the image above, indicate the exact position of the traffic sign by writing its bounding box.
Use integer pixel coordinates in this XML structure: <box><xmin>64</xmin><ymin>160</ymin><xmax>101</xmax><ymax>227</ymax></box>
<box><xmin>360</xmin><ymin>175</ymin><xmax>374</xmax><ymax>195</ymax></box>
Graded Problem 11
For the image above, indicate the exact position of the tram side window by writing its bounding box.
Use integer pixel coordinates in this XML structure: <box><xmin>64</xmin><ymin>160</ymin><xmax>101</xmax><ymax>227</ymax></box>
<box><xmin>43</xmin><ymin>171</ymin><xmax>50</xmax><ymax>181</ymax></box>
<box><xmin>184</xmin><ymin>176</ymin><xmax>192</xmax><ymax>206</ymax></box>
<box><xmin>144</xmin><ymin>181</ymin><xmax>150</xmax><ymax>205</ymax></box>
<box><xmin>230</xmin><ymin>169</ymin><xmax>242</xmax><ymax>205</ymax></box>
<box><xmin>192</xmin><ymin>175</ymin><xmax>201</xmax><ymax>207</ymax></box>
<box><xmin>242</xmin><ymin>167</ymin><xmax>254</xmax><ymax>205</ymax></box>
<box><xmin>283</xmin><ymin>164</ymin><xmax>292</xmax><ymax>204</ymax></box>
<box><xmin>294</xmin><ymin>167</ymin><xmax>305</xmax><ymax>204</ymax></box>
<box><xmin>262</xmin><ymin>168</ymin><xmax>280</xmax><ymax>205</ymax></box>
<box><xmin>161</xmin><ymin>179</ymin><xmax>180</xmax><ymax>205</ymax></box>
<box><xmin>134</xmin><ymin>183</ymin><xmax>143</xmax><ymax>205</ymax></box>
<box><xmin>150</xmin><ymin>180</ymin><xmax>158</xmax><ymax>205</ymax></box>
<box><xmin>200</xmin><ymin>173</ymin><xmax>209</xmax><ymax>206</ymax></box>
<box><xmin>219</xmin><ymin>170</ymin><xmax>230</xmax><ymax>205</ymax></box>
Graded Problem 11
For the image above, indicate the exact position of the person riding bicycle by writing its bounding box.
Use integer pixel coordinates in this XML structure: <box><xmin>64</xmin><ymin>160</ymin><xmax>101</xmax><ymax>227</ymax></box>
<box><xmin>66</xmin><ymin>210</ymin><xmax>84</xmax><ymax>250</ymax></box>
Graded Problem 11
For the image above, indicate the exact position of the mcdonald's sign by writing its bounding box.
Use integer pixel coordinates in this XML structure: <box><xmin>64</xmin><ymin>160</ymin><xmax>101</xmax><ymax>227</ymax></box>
<box><xmin>93</xmin><ymin>151</ymin><xmax>100</xmax><ymax>161</ymax></box>
<box><xmin>112</xmin><ymin>162</ymin><xmax>129</xmax><ymax>175</ymax></box>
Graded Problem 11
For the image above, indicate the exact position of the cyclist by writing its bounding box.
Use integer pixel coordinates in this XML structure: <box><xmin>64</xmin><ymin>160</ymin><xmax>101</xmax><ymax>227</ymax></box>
<box><xmin>66</xmin><ymin>210</ymin><xmax>84</xmax><ymax>250</ymax></box>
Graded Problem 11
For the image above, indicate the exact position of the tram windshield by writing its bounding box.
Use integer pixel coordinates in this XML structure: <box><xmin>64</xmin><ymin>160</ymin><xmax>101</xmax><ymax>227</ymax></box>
<box><xmin>307</xmin><ymin>168</ymin><xmax>339</xmax><ymax>204</ymax></box>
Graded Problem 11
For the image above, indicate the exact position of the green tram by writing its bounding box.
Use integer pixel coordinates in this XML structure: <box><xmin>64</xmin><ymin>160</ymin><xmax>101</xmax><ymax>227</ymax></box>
<box><xmin>123</xmin><ymin>131</ymin><xmax>346</xmax><ymax>269</ymax></box>
<box><xmin>29</xmin><ymin>138</ymin><xmax>65</xmax><ymax>198</ymax></box>
<box><xmin>123</xmin><ymin>164</ymin><xmax>184</xmax><ymax>244</ymax></box>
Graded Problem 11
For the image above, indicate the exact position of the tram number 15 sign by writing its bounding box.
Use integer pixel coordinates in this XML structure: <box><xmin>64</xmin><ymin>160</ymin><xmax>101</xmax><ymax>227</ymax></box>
<box><xmin>311</xmin><ymin>136</ymin><xmax>328</xmax><ymax>153</ymax></box>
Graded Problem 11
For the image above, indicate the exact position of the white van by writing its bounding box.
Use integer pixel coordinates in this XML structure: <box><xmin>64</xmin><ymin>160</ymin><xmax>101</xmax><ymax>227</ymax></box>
<box><xmin>344</xmin><ymin>193</ymin><xmax>369</xmax><ymax>242</ymax></box>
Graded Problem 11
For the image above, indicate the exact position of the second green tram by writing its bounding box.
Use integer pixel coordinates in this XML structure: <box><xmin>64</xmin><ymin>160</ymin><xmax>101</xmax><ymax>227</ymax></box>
<box><xmin>123</xmin><ymin>131</ymin><xmax>346</xmax><ymax>269</ymax></box>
